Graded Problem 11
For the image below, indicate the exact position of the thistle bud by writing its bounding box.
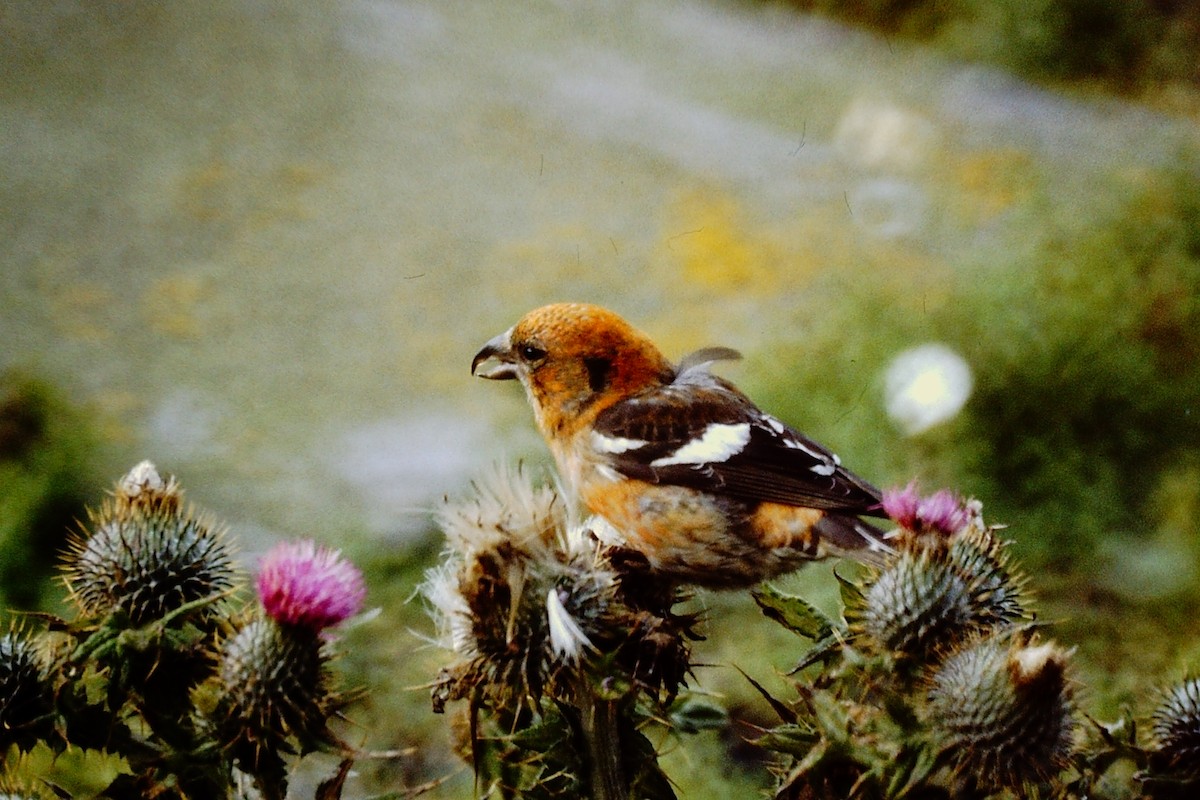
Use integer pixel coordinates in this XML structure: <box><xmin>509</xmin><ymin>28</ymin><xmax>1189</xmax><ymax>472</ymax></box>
<box><xmin>0</xmin><ymin>629</ymin><xmax>55</xmax><ymax>753</ymax></box>
<box><xmin>213</xmin><ymin>617</ymin><xmax>332</xmax><ymax>766</ymax></box>
<box><xmin>211</xmin><ymin>539</ymin><xmax>363</xmax><ymax>770</ymax></box>
<box><xmin>857</xmin><ymin>523</ymin><xmax>1024</xmax><ymax>658</ymax></box>
<box><xmin>63</xmin><ymin>462</ymin><xmax>234</xmax><ymax>625</ymax></box>
<box><xmin>1151</xmin><ymin>677</ymin><xmax>1200</xmax><ymax>773</ymax></box>
<box><xmin>927</xmin><ymin>634</ymin><xmax>1076</xmax><ymax>789</ymax></box>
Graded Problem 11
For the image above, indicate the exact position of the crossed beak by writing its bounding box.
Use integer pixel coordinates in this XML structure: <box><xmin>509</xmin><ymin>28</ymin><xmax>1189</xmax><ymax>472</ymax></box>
<box><xmin>471</xmin><ymin>331</ymin><xmax>520</xmax><ymax>380</ymax></box>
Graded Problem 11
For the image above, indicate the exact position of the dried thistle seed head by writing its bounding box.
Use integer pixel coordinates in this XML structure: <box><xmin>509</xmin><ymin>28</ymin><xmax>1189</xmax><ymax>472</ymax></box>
<box><xmin>63</xmin><ymin>481</ymin><xmax>235</xmax><ymax>625</ymax></box>
<box><xmin>1152</xmin><ymin>677</ymin><xmax>1200</xmax><ymax>772</ymax></box>
<box><xmin>213</xmin><ymin>617</ymin><xmax>335</xmax><ymax>762</ymax></box>
<box><xmin>927</xmin><ymin>633</ymin><xmax>1076</xmax><ymax>789</ymax></box>
<box><xmin>256</xmin><ymin>540</ymin><xmax>365</xmax><ymax>632</ymax></box>
<box><xmin>422</xmin><ymin>561</ymin><xmax>474</xmax><ymax>656</ymax></box>
<box><xmin>855</xmin><ymin>523</ymin><xmax>1024</xmax><ymax>658</ymax></box>
<box><xmin>546</xmin><ymin>585</ymin><xmax>595</xmax><ymax>662</ymax></box>
<box><xmin>427</xmin><ymin>467</ymin><xmax>693</xmax><ymax>710</ymax></box>
<box><xmin>436</xmin><ymin>462</ymin><xmax>566</xmax><ymax>557</ymax></box>
<box><xmin>0</xmin><ymin>629</ymin><xmax>55</xmax><ymax>753</ymax></box>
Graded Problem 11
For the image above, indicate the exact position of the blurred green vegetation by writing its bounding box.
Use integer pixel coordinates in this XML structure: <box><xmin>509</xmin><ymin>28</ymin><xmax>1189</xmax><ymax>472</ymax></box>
<box><xmin>778</xmin><ymin>0</ymin><xmax>1200</xmax><ymax>95</ymax></box>
<box><xmin>747</xmin><ymin>163</ymin><xmax>1200</xmax><ymax>729</ymax></box>
<box><xmin>0</xmin><ymin>373</ymin><xmax>95</xmax><ymax>611</ymax></box>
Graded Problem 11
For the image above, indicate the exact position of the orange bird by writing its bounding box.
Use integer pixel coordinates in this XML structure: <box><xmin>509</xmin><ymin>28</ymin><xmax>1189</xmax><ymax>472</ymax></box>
<box><xmin>472</xmin><ymin>302</ymin><xmax>889</xmax><ymax>587</ymax></box>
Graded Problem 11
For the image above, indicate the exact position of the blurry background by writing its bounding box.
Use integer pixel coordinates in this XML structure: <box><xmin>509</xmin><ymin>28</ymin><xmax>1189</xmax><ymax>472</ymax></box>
<box><xmin>3</xmin><ymin>0</ymin><xmax>1199</xmax><ymax>796</ymax></box>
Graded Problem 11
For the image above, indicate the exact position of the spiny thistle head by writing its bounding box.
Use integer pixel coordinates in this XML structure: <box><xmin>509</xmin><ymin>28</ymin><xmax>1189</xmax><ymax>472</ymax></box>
<box><xmin>212</xmin><ymin>617</ymin><xmax>338</xmax><ymax>768</ymax></box>
<box><xmin>853</xmin><ymin>520</ymin><xmax>1025</xmax><ymax>658</ymax></box>
<box><xmin>63</xmin><ymin>461</ymin><xmax>235</xmax><ymax>625</ymax></box>
<box><xmin>1151</xmin><ymin>677</ymin><xmax>1200</xmax><ymax>773</ymax></box>
<box><xmin>256</xmin><ymin>540</ymin><xmax>365</xmax><ymax>632</ymax></box>
<box><xmin>0</xmin><ymin>628</ymin><xmax>55</xmax><ymax>753</ymax></box>
<box><xmin>927</xmin><ymin>632</ymin><xmax>1076</xmax><ymax>789</ymax></box>
<box><xmin>426</xmin><ymin>464</ymin><xmax>693</xmax><ymax>712</ymax></box>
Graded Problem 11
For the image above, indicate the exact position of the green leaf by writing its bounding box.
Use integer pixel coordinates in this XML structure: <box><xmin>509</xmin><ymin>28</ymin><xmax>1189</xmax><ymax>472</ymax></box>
<box><xmin>752</xmin><ymin>584</ymin><xmax>834</xmax><ymax>640</ymax></box>
<box><xmin>805</xmin><ymin>687</ymin><xmax>852</xmax><ymax>746</ymax></box>
<box><xmin>753</xmin><ymin>723</ymin><xmax>820</xmax><ymax>757</ymax></box>
<box><xmin>834</xmin><ymin>568</ymin><xmax>864</xmax><ymax>612</ymax></box>
<box><xmin>669</xmin><ymin>697</ymin><xmax>729</xmax><ymax>734</ymax></box>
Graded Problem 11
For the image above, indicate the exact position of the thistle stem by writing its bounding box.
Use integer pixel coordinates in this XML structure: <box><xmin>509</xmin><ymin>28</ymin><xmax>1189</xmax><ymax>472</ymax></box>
<box><xmin>577</xmin><ymin>670</ymin><xmax>627</xmax><ymax>800</ymax></box>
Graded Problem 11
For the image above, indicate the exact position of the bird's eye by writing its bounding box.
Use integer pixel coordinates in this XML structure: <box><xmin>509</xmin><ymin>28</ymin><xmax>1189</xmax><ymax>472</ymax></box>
<box><xmin>518</xmin><ymin>343</ymin><xmax>547</xmax><ymax>362</ymax></box>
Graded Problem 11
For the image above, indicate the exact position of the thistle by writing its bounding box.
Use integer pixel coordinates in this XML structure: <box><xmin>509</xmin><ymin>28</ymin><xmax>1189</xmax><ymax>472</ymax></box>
<box><xmin>256</xmin><ymin>540</ymin><xmax>366</xmax><ymax>632</ymax></box>
<box><xmin>63</xmin><ymin>461</ymin><xmax>235</xmax><ymax>625</ymax></box>
<box><xmin>213</xmin><ymin>618</ymin><xmax>332</xmax><ymax>767</ymax></box>
<box><xmin>927</xmin><ymin>632</ymin><xmax>1077</xmax><ymax>790</ymax></box>
<box><xmin>1151</xmin><ymin>677</ymin><xmax>1200</xmax><ymax>775</ymax></box>
<box><xmin>425</xmin><ymin>465</ymin><xmax>693</xmax><ymax>799</ymax></box>
<box><xmin>212</xmin><ymin>540</ymin><xmax>364</xmax><ymax>788</ymax></box>
<box><xmin>852</xmin><ymin>527</ymin><xmax>1025</xmax><ymax>660</ymax></box>
<box><xmin>881</xmin><ymin>482</ymin><xmax>972</xmax><ymax>538</ymax></box>
<box><xmin>0</xmin><ymin>628</ymin><xmax>55</xmax><ymax>754</ymax></box>
<box><xmin>853</xmin><ymin>487</ymin><xmax>1025</xmax><ymax>660</ymax></box>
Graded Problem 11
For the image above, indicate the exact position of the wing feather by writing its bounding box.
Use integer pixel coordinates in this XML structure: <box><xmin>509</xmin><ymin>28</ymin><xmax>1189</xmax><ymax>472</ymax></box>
<box><xmin>592</xmin><ymin>373</ymin><xmax>884</xmax><ymax>516</ymax></box>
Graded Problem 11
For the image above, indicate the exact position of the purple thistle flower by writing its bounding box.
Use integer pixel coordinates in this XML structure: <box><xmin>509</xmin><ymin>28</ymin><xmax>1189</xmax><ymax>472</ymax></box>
<box><xmin>881</xmin><ymin>482</ymin><xmax>922</xmax><ymax>530</ymax></box>
<box><xmin>916</xmin><ymin>489</ymin><xmax>970</xmax><ymax>536</ymax></box>
<box><xmin>882</xmin><ymin>483</ymin><xmax>969</xmax><ymax>537</ymax></box>
<box><xmin>257</xmin><ymin>540</ymin><xmax>366</xmax><ymax>631</ymax></box>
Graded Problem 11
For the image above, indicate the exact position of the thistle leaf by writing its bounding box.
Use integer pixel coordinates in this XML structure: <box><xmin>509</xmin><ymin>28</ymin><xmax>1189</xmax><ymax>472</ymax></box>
<box><xmin>669</xmin><ymin>697</ymin><xmax>729</xmax><ymax>734</ymax></box>
<box><xmin>752</xmin><ymin>584</ymin><xmax>834</xmax><ymax>640</ymax></box>
<box><xmin>753</xmin><ymin>723</ymin><xmax>820</xmax><ymax>757</ymax></box>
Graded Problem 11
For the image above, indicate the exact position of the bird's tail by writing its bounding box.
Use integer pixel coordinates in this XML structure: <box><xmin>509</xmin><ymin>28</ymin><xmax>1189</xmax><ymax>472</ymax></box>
<box><xmin>814</xmin><ymin>514</ymin><xmax>893</xmax><ymax>568</ymax></box>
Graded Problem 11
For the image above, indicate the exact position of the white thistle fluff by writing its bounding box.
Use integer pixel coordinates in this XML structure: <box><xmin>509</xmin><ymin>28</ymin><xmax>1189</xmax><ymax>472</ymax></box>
<box><xmin>420</xmin><ymin>561</ymin><xmax>475</xmax><ymax>655</ymax></box>
<box><xmin>436</xmin><ymin>463</ymin><xmax>565</xmax><ymax>556</ymax></box>
<box><xmin>546</xmin><ymin>587</ymin><xmax>595</xmax><ymax>662</ymax></box>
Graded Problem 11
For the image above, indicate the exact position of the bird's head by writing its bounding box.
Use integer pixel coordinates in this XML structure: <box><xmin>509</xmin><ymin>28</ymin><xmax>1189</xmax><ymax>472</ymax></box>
<box><xmin>472</xmin><ymin>302</ymin><xmax>674</xmax><ymax>435</ymax></box>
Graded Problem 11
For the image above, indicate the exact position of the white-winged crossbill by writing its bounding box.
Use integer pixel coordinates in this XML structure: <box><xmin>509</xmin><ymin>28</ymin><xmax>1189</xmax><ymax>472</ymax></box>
<box><xmin>471</xmin><ymin>302</ymin><xmax>889</xmax><ymax>587</ymax></box>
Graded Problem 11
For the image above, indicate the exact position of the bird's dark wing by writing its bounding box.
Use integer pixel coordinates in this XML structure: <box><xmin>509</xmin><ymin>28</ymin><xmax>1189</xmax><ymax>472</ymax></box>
<box><xmin>591</xmin><ymin>374</ymin><xmax>884</xmax><ymax>516</ymax></box>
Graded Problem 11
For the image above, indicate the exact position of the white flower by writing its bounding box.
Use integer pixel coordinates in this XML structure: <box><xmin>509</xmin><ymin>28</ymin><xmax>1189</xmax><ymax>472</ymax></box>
<box><xmin>884</xmin><ymin>344</ymin><xmax>973</xmax><ymax>435</ymax></box>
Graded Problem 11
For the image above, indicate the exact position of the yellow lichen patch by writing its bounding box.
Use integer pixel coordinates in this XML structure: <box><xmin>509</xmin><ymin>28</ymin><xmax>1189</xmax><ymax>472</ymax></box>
<box><xmin>487</xmin><ymin>222</ymin><xmax>631</xmax><ymax>303</ymax></box>
<box><xmin>660</xmin><ymin>190</ymin><xmax>783</xmax><ymax>293</ymax></box>
<box><xmin>90</xmin><ymin>389</ymin><xmax>143</xmax><ymax>445</ymax></box>
<box><xmin>275</xmin><ymin>163</ymin><xmax>323</xmax><ymax>189</ymax></box>
<box><xmin>1149</xmin><ymin>459</ymin><xmax>1200</xmax><ymax>541</ymax></box>
<box><xmin>944</xmin><ymin>148</ymin><xmax>1035</xmax><ymax>222</ymax></box>
<box><xmin>141</xmin><ymin>273</ymin><xmax>211</xmax><ymax>338</ymax></box>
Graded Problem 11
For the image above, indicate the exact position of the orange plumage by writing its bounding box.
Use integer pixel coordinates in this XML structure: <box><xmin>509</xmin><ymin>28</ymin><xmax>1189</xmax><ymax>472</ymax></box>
<box><xmin>472</xmin><ymin>302</ymin><xmax>888</xmax><ymax>587</ymax></box>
